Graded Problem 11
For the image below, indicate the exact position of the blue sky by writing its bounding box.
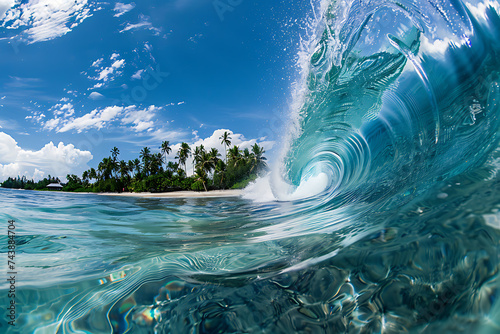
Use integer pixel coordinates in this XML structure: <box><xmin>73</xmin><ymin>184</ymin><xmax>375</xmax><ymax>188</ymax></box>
<box><xmin>0</xmin><ymin>0</ymin><xmax>310</xmax><ymax>180</ymax></box>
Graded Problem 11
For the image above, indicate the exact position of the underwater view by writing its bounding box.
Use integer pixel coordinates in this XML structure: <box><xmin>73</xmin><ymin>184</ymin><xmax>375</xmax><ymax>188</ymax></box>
<box><xmin>1</xmin><ymin>0</ymin><xmax>500</xmax><ymax>332</ymax></box>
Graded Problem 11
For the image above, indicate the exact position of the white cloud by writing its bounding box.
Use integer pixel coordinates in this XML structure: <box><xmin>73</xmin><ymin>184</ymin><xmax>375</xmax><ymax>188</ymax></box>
<box><xmin>120</xmin><ymin>105</ymin><xmax>157</xmax><ymax>132</ymax></box>
<box><xmin>170</xmin><ymin>129</ymin><xmax>274</xmax><ymax>175</ymax></box>
<box><xmin>192</xmin><ymin>129</ymin><xmax>199</xmax><ymax>141</ymax></box>
<box><xmin>91</xmin><ymin>58</ymin><xmax>103</xmax><ymax>68</ymax></box>
<box><xmin>43</xmin><ymin>117</ymin><xmax>61</xmax><ymax>131</ymax></box>
<box><xmin>0</xmin><ymin>0</ymin><xmax>15</xmax><ymax>21</ymax></box>
<box><xmin>88</xmin><ymin>91</ymin><xmax>104</xmax><ymax>100</ymax></box>
<box><xmin>25</xmin><ymin>111</ymin><xmax>45</xmax><ymax>123</ymax></box>
<box><xmin>120</xmin><ymin>14</ymin><xmax>161</xmax><ymax>35</ymax></box>
<box><xmin>98</xmin><ymin>59</ymin><xmax>125</xmax><ymax>81</ymax></box>
<box><xmin>0</xmin><ymin>132</ymin><xmax>93</xmax><ymax>182</ymax></box>
<box><xmin>0</xmin><ymin>131</ymin><xmax>19</xmax><ymax>163</ymax></box>
<box><xmin>0</xmin><ymin>0</ymin><xmax>96</xmax><ymax>44</ymax></box>
<box><xmin>131</xmin><ymin>69</ymin><xmax>144</xmax><ymax>80</ymax></box>
<box><xmin>113</xmin><ymin>2</ymin><xmax>135</xmax><ymax>17</ymax></box>
<box><xmin>51</xmin><ymin>102</ymin><xmax>75</xmax><ymax>117</ymax></box>
<box><xmin>58</xmin><ymin>105</ymin><xmax>124</xmax><ymax>133</ymax></box>
<box><xmin>42</xmin><ymin>105</ymin><xmax>162</xmax><ymax>133</ymax></box>
<box><xmin>419</xmin><ymin>35</ymin><xmax>451</xmax><ymax>58</ymax></box>
<box><xmin>89</xmin><ymin>55</ymin><xmax>126</xmax><ymax>88</ymax></box>
<box><xmin>465</xmin><ymin>1</ymin><xmax>500</xmax><ymax>21</ymax></box>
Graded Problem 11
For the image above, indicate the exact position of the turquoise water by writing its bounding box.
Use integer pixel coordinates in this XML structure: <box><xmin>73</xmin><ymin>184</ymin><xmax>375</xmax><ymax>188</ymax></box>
<box><xmin>1</xmin><ymin>173</ymin><xmax>499</xmax><ymax>333</ymax></box>
<box><xmin>2</xmin><ymin>0</ymin><xmax>500</xmax><ymax>332</ymax></box>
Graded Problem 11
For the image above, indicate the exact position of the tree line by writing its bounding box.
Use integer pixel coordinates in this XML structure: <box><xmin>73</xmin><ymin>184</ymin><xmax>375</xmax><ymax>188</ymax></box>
<box><xmin>0</xmin><ymin>175</ymin><xmax>61</xmax><ymax>191</ymax></box>
<box><xmin>1</xmin><ymin>132</ymin><xmax>268</xmax><ymax>193</ymax></box>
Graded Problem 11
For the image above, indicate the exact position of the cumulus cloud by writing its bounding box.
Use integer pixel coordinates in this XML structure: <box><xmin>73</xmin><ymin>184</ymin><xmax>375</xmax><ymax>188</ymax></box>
<box><xmin>43</xmin><ymin>117</ymin><xmax>61</xmax><ymax>131</ymax></box>
<box><xmin>120</xmin><ymin>105</ymin><xmax>157</xmax><ymax>131</ymax></box>
<box><xmin>0</xmin><ymin>132</ymin><xmax>93</xmax><ymax>182</ymax></box>
<box><xmin>58</xmin><ymin>105</ymin><xmax>124</xmax><ymax>132</ymax></box>
<box><xmin>25</xmin><ymin>111</ymin><xmax>45</xmax><ymax>123</ymax></box>
<box><xmin>98</xmin><ymin>59</ymin><xmax>125</xmax><ymax>81</ymax></box>
<box><xmin>51</xmin><ymin>102</ymin><xmax>75</xmax><ymax>117</ymax></box>
<box><xmin>0</xmin><ymin>0</ymin><xmax>15</xmax><ymax>20</ymax></box>
<box><xmin>0</xmin><ymin>0</ymin><xmax>96</xmax><ymax>44</ymax></box>
<box><xmin>41</xmin><ymin>105</ymin><xmax>162</xmax><ymax>133</ymax></box>
<box><xmin>113</xmin><ymin>2</ymin><xmax>135</xmax><ymax>17</ymax></box>
<box><xmin>89</xmin><ymin>54</ymin><xmax>126</xmax><ymax>88</ymax></box>
<box><xmin>169</xmin><ymin>129</ymin><xmax>274</xmax><ymax>175</ymax></box>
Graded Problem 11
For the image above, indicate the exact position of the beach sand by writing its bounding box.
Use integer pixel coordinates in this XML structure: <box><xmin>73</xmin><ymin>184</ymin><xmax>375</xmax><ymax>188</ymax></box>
<box><xmin>98</xmin><ymin>189</ymin><xmax>243</xmax><ymax>199</ymax></box>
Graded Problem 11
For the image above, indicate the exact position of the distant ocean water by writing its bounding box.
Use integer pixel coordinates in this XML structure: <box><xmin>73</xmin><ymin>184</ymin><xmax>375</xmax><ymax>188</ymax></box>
<box><xmin>2</xmin><ymin>0</ymin><xmax>500</xmax><ymax>333</ymax></box>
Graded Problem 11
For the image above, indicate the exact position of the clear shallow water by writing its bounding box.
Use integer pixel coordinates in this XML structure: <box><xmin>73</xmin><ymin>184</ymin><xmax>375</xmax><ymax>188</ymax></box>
<box><xmin>2</xmin><ymin>0</ymin><xmax>500</xmax><ymax>332</ymax></box>
<box><xmin>0</xmin><ymin>170</ymin><xmax>499</xmax><ymax>333</ymax></box>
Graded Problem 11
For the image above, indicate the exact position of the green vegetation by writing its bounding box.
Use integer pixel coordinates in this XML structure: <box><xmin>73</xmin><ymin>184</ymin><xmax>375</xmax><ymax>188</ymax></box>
<box><xmin>0</xmin><ymin>175</ymin><xmax>61</xmax><ymax>191</ymax></box>
<box><xmin>1</xmin><ymin>137</ymin><xmax>268</xmax><ymax>193</ymax></box>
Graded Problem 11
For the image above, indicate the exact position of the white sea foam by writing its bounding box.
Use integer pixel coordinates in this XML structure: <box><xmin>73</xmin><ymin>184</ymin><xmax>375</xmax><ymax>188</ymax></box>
<box><xmin>243</xmin><ymin>170</ymin><xmax>329</xmax><ymax>202</ymax></box>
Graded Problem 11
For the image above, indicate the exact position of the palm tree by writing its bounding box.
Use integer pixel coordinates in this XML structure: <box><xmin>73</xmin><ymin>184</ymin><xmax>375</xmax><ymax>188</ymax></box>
<box><xmin>214</xmin><ymin>159</ymin><xmax>226</xmax><ymax>188</ymax></box>
<box><xmin>150</xmin><ymin>153</ymin><xmax>163</xmax><ymax>174</ymax></box>
<box><xmin>133</xmin><ymin>158</ymin><xmax>142</xmax><ymax>176</ymax></box>
<box><xmin>89</xmin><ymin>168</ymin><xmax>97</xmax><ymax>182</ymax></box>
<box><xmin>119</xmin><ymin>160</ymin><xmax>129</xmax><ymax>179</ymax></box>
<box><xmin>97</xmin><ymin>159</ymin><xmax>104</xmax><ymax>180</ymax></box>
<box><xmin>98</xmin><ymin>157</ymin><xmax>113</xmax><ymax>180</ymax></box>
<box><xmin>111</xmin><ymin>147</ymin><xmax>120</xmax><ymax>161</ymax></box>
<box><xmin>160</xmin><ymin>141</ymin><xmax>172</xmax><ymax>165</ymax></box>
<box><xmin>140</xmin><ymin>147</ymin><xmax>151</xmax><ymax>161</ymax></box>
<box><xmin>176</xmin><ymin>142</ymin><xmax>191</xmax><ymax>175</ymax></box>
<box><xmin>194</xmin><ymin>167</ymin><xmax>208</xmax><ymax>192</ymax></box>
<box><xmin>251</xmin><ymin>143</ymin><xmax>267</xmax><ymax>172</ymax></box>
<box><xmin>228</xmin><ymin>146</ymin><xmax>242</xmax><ymax>167</ymax></box>
<box><xmin>140</xmin><ymin>147</ymin><xmax>151</xmax><ymax>176</ymax></box>
<box><xmin>193</xmin><ymin>145</ymin><xmax>205</xmax><ymax>168</ymax></box>
<box><xmin>82</xmin><ymin>170</ymin><xmax>89</xmax><ymax>185</ymax></box>
<box><xmin>219</xmin><ymin>131</ymin><xmax>232</xmax><ymax>163</ymax></box>
<box><xmin>128</xmin><ymin>160</ymin><xmax>135</xmax><ymax>175</ymax></box>
<box><xmin>209</xmin><ymin>148</ymin><xmax>221</xmax><ymax>165</ymax></box>
<box><xmin>243</xmin><ymin>148</ymin><xmax>252</xmax><ymax>164</ymax></box>
<box><xmin>108</xmin><ymin>147</ymin><xmax>120</xmax><ymax>178</ymax></box>
<box><xmin>196</xmin><ymin>150</ymin><xmax>216</xmax><ymax>176</ymax></box>
<box><xmin>165</xmin><ymin>161</ymin><xmax>178</xmax><ymax>173</ymax></box>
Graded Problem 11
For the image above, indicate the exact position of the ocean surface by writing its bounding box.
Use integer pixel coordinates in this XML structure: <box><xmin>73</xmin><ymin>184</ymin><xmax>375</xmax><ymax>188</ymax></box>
<box><xmin>2</xmin><ymin>0</ymin><xmax>500</xmax><ymax>332</ymax></box>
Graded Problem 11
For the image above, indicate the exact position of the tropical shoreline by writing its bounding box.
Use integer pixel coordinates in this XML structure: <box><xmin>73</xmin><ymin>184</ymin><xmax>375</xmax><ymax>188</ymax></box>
<box><xmin>0</xmin><ymin>134</ymin><xmax>267</xmax><ymax>194</ymax></box>
<box><xmin>0</xmin><ymin>187</ymin><xmax>244</xmax><ymax>199</ymax></box>
<box><xmin>98</xmin><ymin>189</ymin><xmax>243</xmax><ymax>198</ymax></box>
